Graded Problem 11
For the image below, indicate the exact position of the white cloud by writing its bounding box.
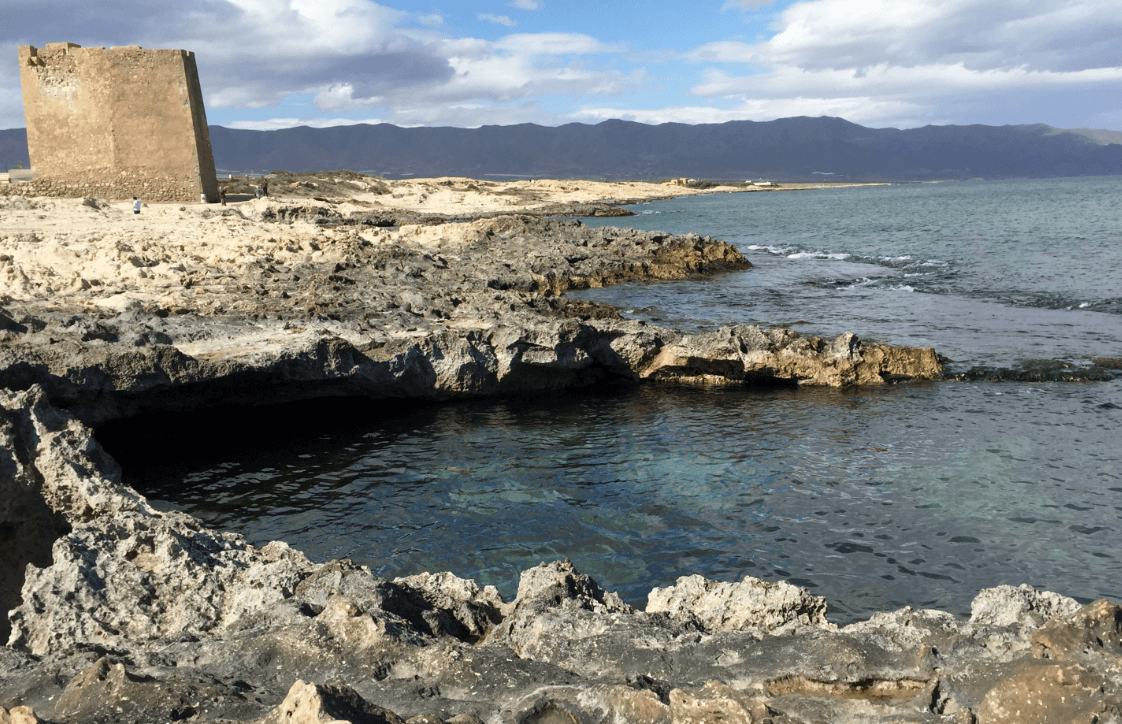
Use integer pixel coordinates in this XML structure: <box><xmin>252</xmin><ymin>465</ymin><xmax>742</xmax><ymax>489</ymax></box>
<box><xmin>5</xmin><ymin>0</ymin><xmax>1118</xmax><ymax>132</ymax></box>
<box><xmin>687</xmin><ymin>41</ymin><xmax>757</xmax><ymax>63</ymax></box>
<box><xmin>0</xmin><ymin>0</ymin><xmax>639</xmax><ymax>131</ymax></box>
<box><xmin>692</xmin><ymin>64</ymin><xmax>1122</xmax><ymax>100</ymax></box>
<box><xmin>226</xmin><ymin>117</ymin><xmax>386</xmax><ymax>131</ymax></box>
<box><xmin>494</xmin><ymin>33</ymin><xmax>625</xmax><ymax>55</ymax></box>
<box><xmin>478</xmin><ymin>13</ymin><xmax>517</xmax><ymax>27</ymax></box>
<box><xmin>682</xmin><ymin>0</ymin><xmax>1122</xmax><ymax>129</ymax></box>
<box><xmin>752</xmin><ymin>0</ymin><xmax>1122</xmax><ymax>73</ymax></box>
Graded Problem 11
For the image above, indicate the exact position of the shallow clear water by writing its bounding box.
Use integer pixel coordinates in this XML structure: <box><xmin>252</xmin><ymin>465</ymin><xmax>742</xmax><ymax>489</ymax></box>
<box><xmin>124</xmin><ymin>177</ymin><xmax>1122</xmax><ymax>621</ymax></box>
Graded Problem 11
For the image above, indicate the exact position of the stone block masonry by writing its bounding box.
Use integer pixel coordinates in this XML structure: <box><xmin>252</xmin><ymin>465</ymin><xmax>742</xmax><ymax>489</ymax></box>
<box><xmin>9</xmin><ymin>42</ymin><xmax>219</xmax><ymax>203</ymax></box>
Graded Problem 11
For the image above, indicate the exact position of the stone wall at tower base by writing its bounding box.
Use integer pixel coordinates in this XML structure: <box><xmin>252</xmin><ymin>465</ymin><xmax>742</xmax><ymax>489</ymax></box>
<box><xmin>0</xmin><ymin>174</ymin><xmax>209</xmax><ymax>203</ymax></box>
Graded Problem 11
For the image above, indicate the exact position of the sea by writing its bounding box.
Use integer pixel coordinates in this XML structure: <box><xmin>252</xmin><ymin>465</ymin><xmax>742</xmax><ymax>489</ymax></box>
<box><xmin>120</xmin><ymin>176</ymin><xmax>1122</xmax><ymax>622</ymax></box>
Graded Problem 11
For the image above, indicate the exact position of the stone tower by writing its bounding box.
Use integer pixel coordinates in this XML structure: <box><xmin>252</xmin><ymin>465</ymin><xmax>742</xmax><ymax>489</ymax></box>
<box><xmin>17</xmin><ymin>43</ymin><xmax>219</xmax><ymax>203</ymax></box>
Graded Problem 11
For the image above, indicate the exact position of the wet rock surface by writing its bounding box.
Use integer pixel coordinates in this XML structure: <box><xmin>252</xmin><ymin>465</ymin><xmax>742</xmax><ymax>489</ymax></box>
<box><xmin>4</xmin><ymin>389</ymin><xmax>1122</xmax><ymax>723</ymax></box>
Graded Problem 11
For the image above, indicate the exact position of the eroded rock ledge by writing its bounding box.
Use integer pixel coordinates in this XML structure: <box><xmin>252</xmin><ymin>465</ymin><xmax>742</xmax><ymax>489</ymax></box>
<box><xmin>3</xmin><ymin>387</ymin><xmax>1122</xmax><ymax>724</ymax></box>
<box><xmin>0</xmin><ymin>209</ymin><xmax>939</xmax><ymax>426</ymax></box>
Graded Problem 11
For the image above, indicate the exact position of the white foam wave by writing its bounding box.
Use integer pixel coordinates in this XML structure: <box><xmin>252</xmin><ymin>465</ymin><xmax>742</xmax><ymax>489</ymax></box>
<box><xmin>745</xmin><ymin>244</ymin><xmax>794</xmax><ymax>255</ymax></box>
<box><xmin>787</xmin><ymin>251</ymin><xmax>851</xmax><ymax>260</ymax></box>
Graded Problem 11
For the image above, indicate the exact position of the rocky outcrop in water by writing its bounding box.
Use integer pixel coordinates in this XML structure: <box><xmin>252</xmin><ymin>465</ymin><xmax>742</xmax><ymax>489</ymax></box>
<box><xmin>0</xmin><ymin>213</ymin><xmax>940</xmax><ymax>426</ymax></box>
<box><xmin>4</xmin><ymin>388</ymin><xmax>1122</xmax><ymax>724</ymax></box>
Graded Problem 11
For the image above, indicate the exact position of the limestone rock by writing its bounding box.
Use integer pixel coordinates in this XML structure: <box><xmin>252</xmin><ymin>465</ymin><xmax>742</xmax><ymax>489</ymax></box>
<box><xmin>259</xmin><ymin>680</ymin><xmax>405</xmax><ymax>724</ymax></box>
<box><xmin>488</xmin><ymin>559</ymin><xmax>633</xmax><ymax>661</ymax></box>
<box><xmin>975</xmin><ymin>661</ymin><xmax>1122</xmax><ymax>724</ymax></box>
<box><xmin>393</xmin><ymin>571</ymin><xmax>504</xmax><ymax>642</ymax></box>
<box><xmin>646</xmin><ymin>574</ymin><xmax>830</xmax><ymax>634</ymax></box>
<box><xmin>667</xmin><ymin>682</ymin><xmax>755</xmax><ymax>724</ymax></box>
<box><xmin>576</xmin><ymin>685</ymin><xmax>671</xmax><ymax>724</ymax></box>
<box><xmin>1030</xmin><ymin>599</ymin><xmax>1122</xmax><ymax>660</ymax></box>
<box><xmin>969</xmin><ymin>584</ymin><xmax>1082</xmax><ymax>629</ymax></box>
<box><xmin>3</xmin><ymin>385</ymin><xmax>319</xmax><ymax>655</ymax></box>
<box><xmin>0</xmin><ymin>707</ymin><xmax>40</xmax><ymax>724</ymax></box>
<box><xmin>503</xmin><ymin>559</ymin><xmax>632</xmax><ymax>618</ymax></box>
<box><xmin>0</xmin><ymin>213</ymin><xmax>941</xmax><ymax>429</ymax></box>
<box><xmin>639</xmin><ymin>325</ymin><xmax>941</xmax><ymax>387</ymax></box>
<box><xmin>51</xmin><ymin>656</ymin><xmax>250</xmax><ymax>723</ymax></box>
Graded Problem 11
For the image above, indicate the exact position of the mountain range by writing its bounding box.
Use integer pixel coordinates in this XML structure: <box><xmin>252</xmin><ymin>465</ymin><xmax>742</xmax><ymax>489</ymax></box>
<box><xmin>3</xmin><ymin>116</ymin><xmax>1121</xmax><ymax>181</ymax></box>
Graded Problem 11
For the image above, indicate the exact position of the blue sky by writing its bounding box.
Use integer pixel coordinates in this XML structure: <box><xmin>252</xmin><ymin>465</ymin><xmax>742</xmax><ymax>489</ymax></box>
<box><xmin>2</xmin><ymin>0</ymin><xmax>1120</xmax><ymax>131</ymax></box>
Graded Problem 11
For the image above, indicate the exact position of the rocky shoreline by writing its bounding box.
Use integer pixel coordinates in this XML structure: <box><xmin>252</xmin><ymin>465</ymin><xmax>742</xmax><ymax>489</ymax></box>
<box><xmin>3</xmin><ymin>180</ymin><xmax>1116</xmax><ymax>723</ymax></box>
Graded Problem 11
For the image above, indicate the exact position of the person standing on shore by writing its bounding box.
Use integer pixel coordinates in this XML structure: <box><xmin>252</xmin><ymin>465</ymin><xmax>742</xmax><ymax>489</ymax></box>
<box><xmin>219</xmin><ymin>188</ymin><xmax>227</xmax><ymax>206</ymax></box>
<box><xmin>261</xmin><ymin>179</ymin><xmax>269</xmax><ymax>197</ymax></box>
<box><xmin>133</xmin><ymin>197</ymin><xmax>140</xmax><ymax>214</ymax></box>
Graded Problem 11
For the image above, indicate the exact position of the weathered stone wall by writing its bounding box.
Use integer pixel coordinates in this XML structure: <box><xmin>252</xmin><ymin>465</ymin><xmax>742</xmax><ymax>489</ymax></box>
<box><xmin>14</xmin><ymin>42</ymin><xmax>218</xmax><ymax>203</ymax></box>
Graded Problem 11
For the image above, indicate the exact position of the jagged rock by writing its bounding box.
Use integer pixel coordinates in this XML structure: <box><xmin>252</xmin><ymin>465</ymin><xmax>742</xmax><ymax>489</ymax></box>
<box><xmin>502</xmin><ymin>559</ymin><xmax>633</xmax><ymax>617</ymax></box>
<box><xmin>0</xmin><ymin>215</ymin><xmax>940</xmax><ymax>428</ymax></box>
<box><xmin>1030</xmin><ymin>599</ymin><xmax>1122</xmax><ymax>660</ymax></box>
<box><xmin>975</xmin><ymin>661</ymin><xmax>1122</xmax><ymax>724</ymax></box>
<box><xmin>646</xmin><ymin>574</ymin><xmax>830</xmax><ymax>634</ymax></box>
<box><xmin>840</xmin><ymin>606</ymin><xmax>967</xmax><ymax>655</ymax></box>
<box><xmin>259</xmin><ymin>680</ymin><xmax>404</xmax><ymax>724</ymax></box>
<box><xmin>667</xmin><ymin>682</ymin><xmax>757</xmax><ymax>724</ymax></box>
<box><xmin>2</xmin><ymin>386</ymin><xmax>319</xmax><ymax>655</ymax></box>
<box><xmin>393</xmin><ymin>572</ymin><xmax>504</xmax><ymax>642</ymax></box>
<box><xmin>0</xmin><ymin>707</ymin><xmax>40</xmax><ymax>724</ymax></box>
<box><xmin>488</xmin><ymin>559</ymin><xmax>634</xmax><ymax>661</ymax></box>
<box><xmin>575</xmin><ymin>684</ymin><xmax>671</xmax><ymax>724</ymax></box>
<box><xmin>969</xmin><ymin>583</ymin><xmax>1082</xmax><ymax>629</ymax></box>
<box><xmin>50</xmin><ymin>656</ymin><xmax>252</xmax><ymax>723</ymax></box>
<box><xmin>3</xmin><ymin>709</ymin><xmax>39</xmax><ymax>724</ymax></box>
<box><xmin>640</xmin><ymin>325</ymin><xmax>940</xmax><ymax>387</ymax></box>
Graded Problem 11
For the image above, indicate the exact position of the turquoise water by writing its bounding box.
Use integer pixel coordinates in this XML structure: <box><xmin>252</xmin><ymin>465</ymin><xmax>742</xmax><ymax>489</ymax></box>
<box><xmin>124</xmin><ymin>177</ymin><xmax>1122</xmax><ymax>620</ymax></box>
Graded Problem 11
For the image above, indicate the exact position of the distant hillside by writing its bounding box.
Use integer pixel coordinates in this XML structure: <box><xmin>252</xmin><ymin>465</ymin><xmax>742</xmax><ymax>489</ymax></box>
<box><xmin>0</xmin><ymin>128</ymin><xmax>29</xmax><ymax>170</ymax></box>
<box><xmin>4</xmin><ymin>117</ymin><xmax>1122</xmax><ymax>180</ymax></box>
<box><xmin>211</xmin><ymin>118</ymin><xmax>1122</xmax><ymax>180</ymax></box>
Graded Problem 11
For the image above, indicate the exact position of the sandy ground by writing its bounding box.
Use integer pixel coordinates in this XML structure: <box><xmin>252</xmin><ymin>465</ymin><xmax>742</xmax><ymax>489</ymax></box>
<box><xmin>318</xmin><ymin>176</ymin><xmax>876</xmax><ymax>214</ymax></box>
<box><xmin>0</xmin><ymin>176</ymin><xmax>879</xmax><ymax>311</ymax></box>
